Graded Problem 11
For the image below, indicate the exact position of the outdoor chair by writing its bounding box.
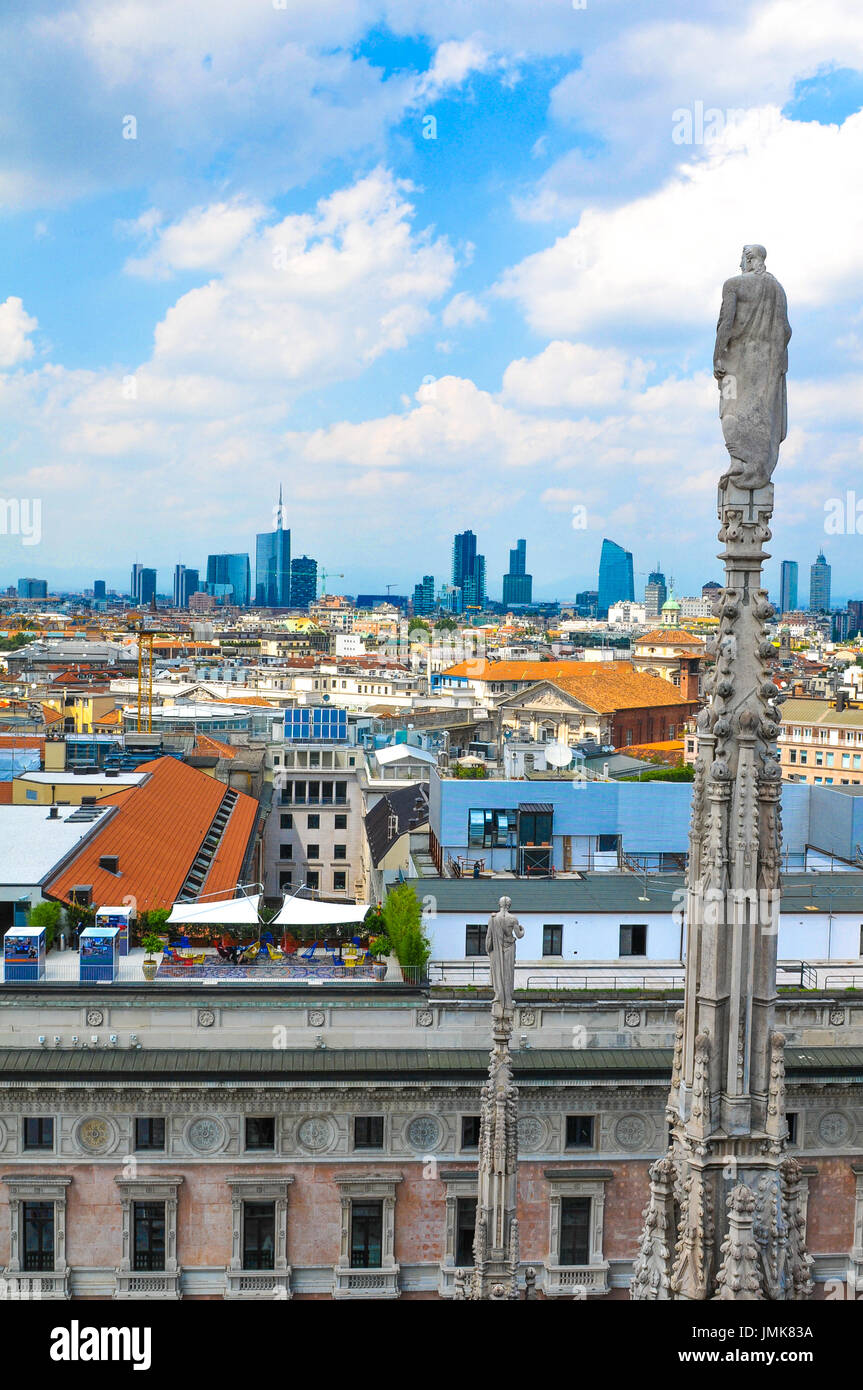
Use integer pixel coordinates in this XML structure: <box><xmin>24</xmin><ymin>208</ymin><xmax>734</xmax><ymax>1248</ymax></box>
<box><xmin>300</xmin><ymin>941</ymin><xmax>318</xmax><ymax>960</ymax></box>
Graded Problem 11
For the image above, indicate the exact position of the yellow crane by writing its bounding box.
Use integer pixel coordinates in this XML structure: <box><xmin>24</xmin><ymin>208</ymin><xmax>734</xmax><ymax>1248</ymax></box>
<box><xmin>136</xmin><ymin>626</ymin><xmax>155</xmax><ymax>732</ymax></box>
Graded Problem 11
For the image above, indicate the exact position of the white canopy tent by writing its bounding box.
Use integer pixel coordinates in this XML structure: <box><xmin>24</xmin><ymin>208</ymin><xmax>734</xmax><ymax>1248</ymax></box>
<box><xmin>166</xmin><ymin>895</ymin><xmax>262</xmax><ymax>926</ymax></box>
<box><xmin>272</xmin><ymin>897</ymin><xmax>369</xmax><ymax>928</ymax></box>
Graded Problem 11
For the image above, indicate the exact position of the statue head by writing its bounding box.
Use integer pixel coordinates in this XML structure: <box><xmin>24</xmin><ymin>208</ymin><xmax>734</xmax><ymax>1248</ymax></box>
<box><xmin>499</xmin><ymin>895</ymin><xmax>512</xmax><ymax>911</ymax></box>
<box><xmin>740</xmin><ymin>244</ymin><xmax>767</xmax><ymax>273</ymax></box>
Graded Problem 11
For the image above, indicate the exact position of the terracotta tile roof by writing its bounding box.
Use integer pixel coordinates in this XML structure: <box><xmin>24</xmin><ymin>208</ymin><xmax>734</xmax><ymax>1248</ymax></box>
<box><xmin>94</xmin><ymin>708</ymin><xmax>123</xmax><ymax>726</ymax></box>
<box><xmin>442</xmin><ymin>660</ymin><xmax>593</xmax><ymax>682</ymax></box>
<box><xmin>0</xmin><ymin>783</ymin><xmax>13</xmax><ymax>804</ymax></box>
<box><xmin>195</xmin><ymin>734</ymin><xmax>237</xmax><ymax>759</ymax></box>
<box><xmin>41</xmin><ymin>705</ymin><xmax>64</xmax><ymax>724</ymax></box>
<box><xmin>547</xmin><ymin>664</ymin><xmax>695</xmax><ymax>713</ymax></box>
<box><xmin>44</xmin><ymin>756</ymin><xmax>259</xmax><ymax>912</ymax></box>
<box><xmin>635</xmin><ymin>629</ymin><xmax>705</xmax><ymax>647</ymax></box>
<box><xmin>210</xmin><ymin>696</ymin><xmax>279</xmax><ymax>707</ymax></box>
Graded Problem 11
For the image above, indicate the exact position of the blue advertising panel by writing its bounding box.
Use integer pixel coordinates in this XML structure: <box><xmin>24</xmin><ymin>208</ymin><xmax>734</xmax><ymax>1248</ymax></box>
<box><xmin>95</xmin><ymin>906</ymin><xmax>132</xmax><ymax>956</ymax></box>
<box><xmin>79</xmin><ymin>927</ymin><xmax>119</xmax><ymax>983</ymax></box>
<box><xmin>3</xmin><ymin>925</ymin><xmax>46</xmax><ymax>981</ymax></box>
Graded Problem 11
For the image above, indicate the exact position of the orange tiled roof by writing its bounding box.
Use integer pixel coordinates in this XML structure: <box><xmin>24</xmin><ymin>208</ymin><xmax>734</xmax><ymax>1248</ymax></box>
<box><xmin>211</xmin><ymin>696</ymin><xmax>278</xmax><ymax>707</ymax></box>
<box><xmin>195</xmin><ymin>734</ymin><xmax>237</xmax><ymax>759</ymax></box>
<box><xmin>40</xmin><ymin>705</ymin><xmax>64</xmax><ymax>724</ymax></box>
<box><xmin>548</xmin><ymin>665</ymin><xmax>695</xmax><ymax>713</ymax></box>
<box><xmin>44</xmin><ymin>757</ymin><xmax>259</xmax><ymax>912</ymax></box>
<box><xmin>635</xmin><ymin>629</ymin><xmax>705</xmax><ymax>647</ymax></box>
<box><xmin>94</xmin><ymin>708</ymin><xmax>123</xmax><ymax>726</ymax></box>
<box><xmin>442</xmin><ymin>660</ymin><xmax>591</xmax><ymax>682</ymax></box>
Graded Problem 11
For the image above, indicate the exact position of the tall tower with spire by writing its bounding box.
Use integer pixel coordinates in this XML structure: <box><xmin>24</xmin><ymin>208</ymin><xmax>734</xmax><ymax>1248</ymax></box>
<box><xmin>255</xmin><ymin>487</ymin><xmax>291</xmax><ymax>607</ymax></box>
<box><xmin>630</xmin><ymin>249</ymin><xmax>812</xmax><ymax>1302</ymax></box>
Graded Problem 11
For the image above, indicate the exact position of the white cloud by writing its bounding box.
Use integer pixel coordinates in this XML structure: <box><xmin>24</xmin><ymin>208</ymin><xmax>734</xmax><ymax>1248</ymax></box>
<box><xmin>0</xmin><ymin>298</ymin><xmax>38</xmax><ymax>368</ymax></box>
<box><xmin>124</xmin><ymin>200</ymin><xmax>268</xmax><ymax>279</ymax></box>
<box><xmin>441</xmin><ymin>291</ymin><xmax>487</xmax><ymax>327</ymax></box>
<box><xmin>502</xmin><ymin>341</ymin><xmax>648</xmax><ymax>409</ymax></box>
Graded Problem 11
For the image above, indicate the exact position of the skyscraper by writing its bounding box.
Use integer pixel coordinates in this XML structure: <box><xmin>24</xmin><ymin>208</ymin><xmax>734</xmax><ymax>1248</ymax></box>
<box><xmin>413</xmin><ymin>575</ymin><xmax>435</xmax><ymax>616</ymax></box>
<box><xmin>93</xmin><ymin>580</ymin><xmax>106</xmax><ymax>602</ymax></box>
<box><xmin>502</xmin><ymin>538</ymin><xmax>532</xmax><ymax>606</ymax></box>
<box><xmin>256</xmin><ymin>487</ymin><xmax>291</xmax><ymax>607</ymax></box>
<box><xmin>452</xmin><ymin>530</ymin><xmax>486</xmax><ymax>610</ymax></box>
<box><xmin>290</xmin><ymin>555</ymin><xmax>317</xmax><ymax>608</ymax></box>
<box><xmin>130</xmin><ymin>563</ymin><xmax>143</xmax><ymax>602</ymax></box>
<box><xmin>140</xmin><ymin>569</ymin><xmax>157</xmax><ymax>606</ymax></box>
<box><xmin>779</xmin><ymin>560</ymin><xmax>798</xmax><ymax>614</ymax></box>
<box><xmin>17</xmin><ymin>578</ymin><xmax>47</xmax><ymax>599</ymax></box>
<box><xmin>206</xmin><ymin>554</ymin><xmax>250</xmax><ymax>607</ymax></box>
<box><xmin>173</xmin><ymin>564</ymin><xmax>199</xmax><ymax>608</ymax></box>
<box><xmin>644</xmin><ymin>569</ymin><xmax>667</xmax><ymax>619</ymax></box>
<box><xmin>597</xmin><ymin>539</ymin><xmax>634</xmax><ymax>618</ymax></box>
<box><xmin>809</xmin><ymin>552</ymin><xmax>831</xmax><ymax>612</ymax></box>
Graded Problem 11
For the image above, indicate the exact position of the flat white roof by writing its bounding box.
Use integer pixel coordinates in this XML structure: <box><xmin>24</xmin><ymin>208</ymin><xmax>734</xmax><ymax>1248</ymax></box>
<box><xmin>18</xmin><ymin>771</ymin><xmax>146</xmax><ymax>786</ymax></box>
<box><xmin>372</xmin><ymin>744</ymin><xmax>437</xmax><ymax>766</ymax></box>
<box><xmin>0</xmin><ymin>806</ymin><xmax>111</xmax><ymax>887</ymax></box>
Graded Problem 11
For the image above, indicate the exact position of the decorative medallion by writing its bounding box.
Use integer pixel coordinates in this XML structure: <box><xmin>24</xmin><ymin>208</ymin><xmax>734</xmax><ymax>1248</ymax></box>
<box><xmin>197</xmin><ymin>1009</ymin><xmax>215</xmax><ymax>1028</ymax></box>
<box><xmin>624</xmin><ymin>1009</ymin><xmax>641</xmax><ymax>1027</ymax></box>
<box><xmin>76</xmin><ymin>1116</ymin><xmax>113</xmax><ymax>1154</ymax></box>
<box><xmin>615</xmin><ymin>1114</ymin><xmax>650</xmax><ymax>1150</ymax></box>
<box><xmin>297</xmin><ymin>1116</ymin><xmax>336</xmax><ymax>1153</ymax></box>
<box><xmin>186</xmin><ymin>1116</ymin><xmax>227</xmax><ymax>1153</ymax></box>
<box><xmin>415</xmin><ymin>1010</ymin><xmax>434</xmax><ymax>1027</ymax></box>
<box><xmin>828</xmin><ymin>1008</ymin><xmax>846</xmax><ymax>1027</ymax></box>
<box><xmin>818</xmin><ymin>1111</ymin><xmax>851</xmax><ymax>1146</ymax></box>
<box><xmin>85</xmin><ymin>1008</ymin><xmax>104</xmax><ymax>1027</ymax></box>
<box><xmin>517</xmin><ymin>1115</ymin><xmax>546</xmax><ymax>1151</ymax></box>
<box><xmin>519</xmin><ymin>1008</ymin><xmax>537</xmax><ymax>1027</ymax></box>
<box><xmin>406</xmin><ymin>1115</ymin><xmax>442</xmax><ymax>1152</ymax></box>
<box><xmin>307</xmin><ymin>1010</ymin><xmax>326</xmax><ymax>1027</ymax></box>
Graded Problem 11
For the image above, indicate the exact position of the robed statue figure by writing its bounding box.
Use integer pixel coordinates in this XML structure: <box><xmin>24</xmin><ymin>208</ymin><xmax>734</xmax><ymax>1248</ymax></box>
<box><xmin>714</xmin><ymin>244</ymin><xmax>791</xmax><ymax>491</ymax></box>
<box><xmin>486</xmin><ymin>896</ymin><xmax>524</xmax><ymax>1018</ymax></box>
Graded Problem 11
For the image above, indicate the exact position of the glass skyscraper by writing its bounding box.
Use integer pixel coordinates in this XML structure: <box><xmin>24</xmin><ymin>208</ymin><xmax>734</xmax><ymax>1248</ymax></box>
<box><xmin>173</xmin><ymin>564</ymin><xmax>199</xmax><ymax>608</ymax></box>
<box><xmin>597</xmin><ymin>539</ymin><xmax>634</xmax><ymax>618</ymax></box>
<box><xmin>452</xmin><ymin>530</ymin><xmax>486</xmax><ymax>609</ymax></box>
<box><xmin>809</xmin><ymin>552</ymin><xmax>831</xmax><ymax>613</ymax></box>
<box><xmin>644</xmin><ymin>569</ymin><xmax>667</xmax><ymax>619</ymax></box>
<box><xmin>502</xmin><ymin>538</ymin><xmax>532</xmax><ymax>606</ymax></box>
<box><xmin>413</xmin><ymin>574</ymin><xmax>435</xmax><ymax>615</ymax></box>
<box><xmin>779</xmin><ymin>560</ymin><xmax>798</xmax><ymax>614</ymax></box>
<box><xmin>255</xmin><ymin>488</ymin><xmax>291</xmax><ymax>607</ymax></box>
<box><xmin>206</xmin><ymin>553</ymin><xmax>250</xmax><ymax>607</ymax></box>
<box><xmin>290</xmin><ymin>555</ymin><xmax>317</xmax><ymax>608</ymax></box>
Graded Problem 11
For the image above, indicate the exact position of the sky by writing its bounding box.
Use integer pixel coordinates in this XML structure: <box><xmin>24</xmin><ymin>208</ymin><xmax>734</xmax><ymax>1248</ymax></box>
<box><xmin>1</xmin><ymin>0</ymin><xmax>863</xmax><ymax>604</ymax></box>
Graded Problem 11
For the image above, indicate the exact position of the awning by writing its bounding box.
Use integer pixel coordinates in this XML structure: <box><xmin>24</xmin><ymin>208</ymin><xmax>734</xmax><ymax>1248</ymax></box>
<box><xmin>167</xmin><ymin>895</ymin><xmax>262</xmax><ymax>925</ymax></box>
<box><xmin>518</xmin><ymin>802</ymin><xmax>553</xmax><ymax>814</ymax></box>
<box><xmin>272</xmin><ymin>896</ymin><xmax>369</xmax><ymax>928</ymax></box>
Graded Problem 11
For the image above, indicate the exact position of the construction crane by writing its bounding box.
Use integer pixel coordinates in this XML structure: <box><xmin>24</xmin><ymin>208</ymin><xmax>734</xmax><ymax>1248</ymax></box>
<box><xmin>136</xmin><ymin>626</ymin><xmax>155</xmax><ymax>733</ymax></box>
<box><xmin>318</xmin><ymin>569</ymin><xmax>344</xmax><ymax>597</ymax></box>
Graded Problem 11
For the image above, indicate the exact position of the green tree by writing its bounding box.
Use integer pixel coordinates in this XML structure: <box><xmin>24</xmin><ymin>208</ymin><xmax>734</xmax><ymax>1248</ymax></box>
<box><xmin>434</xmin><ymin>616</ymin><xmax>457</xmax><ymax>632</ymax></box>
<box><xmin>382</xmin><ymin>883</ymin><xmax>430</xmax><ymax>974</ymax></box>
<box><xmin>28</xmin><ymin>900</ymin><xmax>62</xmax><ymax>948</ymax></box>
<box><xmin>408</xmin><ymin>618</ymin><xmax>431</xmax><ymax>635</ymax></box>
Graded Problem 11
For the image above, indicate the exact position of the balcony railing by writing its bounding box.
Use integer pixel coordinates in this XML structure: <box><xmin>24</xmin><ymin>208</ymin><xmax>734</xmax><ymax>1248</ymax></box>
<box><xmin>332</xmin><ymin>1266</ymin><xmax>400</xmax><ymax>1298</ymax></box>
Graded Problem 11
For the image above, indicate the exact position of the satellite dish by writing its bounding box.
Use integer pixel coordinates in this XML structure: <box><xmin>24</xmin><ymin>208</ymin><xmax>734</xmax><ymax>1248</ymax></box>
<box><xmin>545</xmin><ymin>742</ymin><xmax>574</xmax><ymax>769</ymax></box>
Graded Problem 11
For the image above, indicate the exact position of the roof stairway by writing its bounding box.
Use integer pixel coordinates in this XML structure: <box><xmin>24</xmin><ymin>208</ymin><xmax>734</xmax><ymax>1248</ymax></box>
<box><xmin>177</xmin><ymin>787</ymin><xmax>240</xmax><ymax>901</ymax></box>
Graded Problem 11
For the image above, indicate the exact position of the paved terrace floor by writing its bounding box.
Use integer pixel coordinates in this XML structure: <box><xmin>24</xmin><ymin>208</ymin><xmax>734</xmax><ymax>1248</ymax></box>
<box><xmin>18</xmin><ymin>947</ymin><xmax>378</xmax><ymax>986</ymax></box>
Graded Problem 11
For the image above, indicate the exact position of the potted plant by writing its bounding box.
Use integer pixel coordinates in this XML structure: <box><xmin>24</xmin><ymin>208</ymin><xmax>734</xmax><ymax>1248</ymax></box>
<box><xmin>368</xmin><ymin>934</ymin><xmax>392</xmax><ymax>982</ymax></box>
<box><xmin>141</xmin><ymin>932</ymin><xmax>164</xmax><ymax>982</ymax></box>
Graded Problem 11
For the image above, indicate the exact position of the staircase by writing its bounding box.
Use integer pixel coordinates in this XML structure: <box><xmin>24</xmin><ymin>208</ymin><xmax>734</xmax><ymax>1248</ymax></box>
<box><xmin>177</xmin><ymin>789</ymin><xmax>240</xmax><ymax>900</ymax></box>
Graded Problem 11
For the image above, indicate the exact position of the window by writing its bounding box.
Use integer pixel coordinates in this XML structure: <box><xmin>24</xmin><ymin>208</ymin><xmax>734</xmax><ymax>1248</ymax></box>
<box><xmin>279</xmin><ymin>843</ymin><xmax>293</xmax><ymax>860</ymax></box>
<box><xmin>461</xmin><ymin>1115</ymin><xmax>481</xmax><ymax>1150</ymax></box>
<box><xmin>335</xmin><ymin>781</ymin><xmax>347</xmax><ymax>803</ymax></box>
<box><xmin>465</xmin><ymin>924</ymin><xmax>487</xmax><ymax>957</ymax></box>
<box><xmin>279</xmin><ymin>871</ymin><xmax>293</xmax><ymax>889</ymax></box>
<box><xmin>333</xmin><ymin>871</ymin><xmax>346</xmax><ymax>892</ymax></box>
<box><xmin>350</xmin><ymin>1201</ymin><xmax>383</xmax><ymax>1269</ymax></box>
<box><xmin>787</xmin><ymin>1112</ymin><xmax>798</xmax><ymax>1145</ymax></box>
<box><xmin>455</xmin><ymin>1198</ymin><xmax>477</xmax><ymax>1267</ymax></box>
<box><xmin>619</xmin><ymin>924</ymin><xmax>647</xmax><ymax>957</ymax></box>
<box><xmin>334</xmin><ymin>813</ymin><xmax>348</xmax><ymax>830</ymax></box>
<box><xmin>23</xmin><ymin>1202</ymin><xmax>54</xmax><ymax>1272</ymax></box>
<box><xmin>245</xmin><ymin>1117</ymin><xmax>275</xmax><ymax>1151</ymax></box>
<box><xmin>354</xmin><ymin>1116</ymin><xmax>384</xmax><ymax>1150</ymax></box>
<box><xmin>559</xmin><ymin>1196</ymin><xmax>591</xmax><ymax>1266</ymax></box>
<box><xmin>307</xmin><ymin>844</ymin><xmax>320</xmax><ymax>861</ymax></box>
<box><xmin>308</xmin><ymin>781</ymin><xmax>320</xmax><ymax>803</ymax></box>
<box><xmin>799</xmin><ymin>750</ymin><xmax>807</xmax><ymax>764</ymax></box>
<box><xmin>22</xmin><ymin>1117</ymin><xmax>54</xmax><ymax>1151</ymax></box>
<box><xmin>468</xmin><ymin>808</ymin><xmax>517</xmax><ymax>848</ymax></box>
<box><xmin>135</xmin><ymin>1118</ymin><xmax>165</xmax><ymax>1151</ymax></box>
<box><xmin>309</xmin><ymin>752</ymin><xmax>320</xmax><ymax>768</ymax></box>
<box><xmin>333</xmin><ymin>844</ymin><xmax>347</xmax><ymax>860</ymax></box>
<box><xmin>789</xmin><ymin>750</ymin><xmax>797</xmax><ymax>764</ymax></box>
<box><xmin>306</xmin><ymin>871</ymin><xmax>319</xmax><ymax>890</ymax></box>
<box><xmin>280</xmin><ymin>813</ymin><xmax>293</xmax><ymax>830</ymax></box>
<box><xmin>243</xmin><ymin>1202</ymin><xmax>276</xmax><ymax>1270</ymax></box>
<box><xmin>565</xmin><ymin>1115</ymin><xmax>595</xmax><ymax>1149</ymax></box>
<box><xmin>291</xmin><ymin>781</ymin><xmax>305</xmax><ymax>804</ymax></box>
<box><xmin>133</xmin><ymin>1201</ymin><xmax>166</xmax><ymax>1271</ymax></box>
<box><xmin>307</xmin><ymin>813</ymin><xmax>320</xmax><ymax>829</ymax></box>
<box><xmin>543</xmin><ymin>924</ymin><xmax>563</xmax><ymax>956</ymax></box>
<box><xmin>815</xmin><ymin>751</ymin><xmax>823</xmax><ymax>766</ymax></box>
<box><xmin>597</xmin><ymin>834</ymin><xmax>620</xmax><ymax>853</ymax></box>
<box><xmin>519</xmin><ymin>810</ymin><xmax>552</xmax><ymax>845</ymax></box>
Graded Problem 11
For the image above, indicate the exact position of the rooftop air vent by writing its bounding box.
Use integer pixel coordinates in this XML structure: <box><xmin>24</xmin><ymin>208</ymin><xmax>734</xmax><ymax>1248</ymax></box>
<box><xmin>99</xmin><ymin>855</ymin><xmax>119</xmax><ymax>874</ymax></box>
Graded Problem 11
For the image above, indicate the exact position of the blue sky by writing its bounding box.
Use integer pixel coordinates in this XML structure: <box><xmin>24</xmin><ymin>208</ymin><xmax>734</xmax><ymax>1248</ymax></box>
<box><xmin>1</xmin><ymin>0</ymin><xmax>863</xmax><ymax>605</ymax></box>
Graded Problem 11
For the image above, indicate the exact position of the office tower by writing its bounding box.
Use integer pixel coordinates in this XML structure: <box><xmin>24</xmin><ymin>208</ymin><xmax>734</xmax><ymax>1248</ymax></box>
<box><xmin>575</xmin><ymin>590</ymin><xmax>598</xmax><ymax>616</ymax></box>
<box><xmin>502</xmin><ymin>538</ymin><xmax>533</xmax><ymax>606</ymax></box>
<box><xmin>17</xmin><ymin>578</ymin><xmax>48</xmax><ymax>599</ymax></box>
<box><xmin>597</xmin><ymin>538</ymin><xmax>634</xmax><ymax>618</ymax></box>
<box><xmin>290</xmin><ymin>555</ymin><xmax>317</xmax><ymax>608</ymax></box>
<box><xmin>779</xmin><ymin>560</ymin><xmax>798</xmax><ymax>615</ymax></box>
<box><xmin>701</xmin><ymin>580</ymin><xmax>722</xmax><ymax>601</ymax></box>
<box><xmin>809</xmin><ymin>551</ymin><xmax>831</xmax><ymax>612</ymax></box>
<box><xmin>833</xmin><ymin>610</ymin><xmax>850</xmax><ymax>642</ymax></box>
<box><xmin>130</xmin><ymin>563</ymin><xmax>143</xmax><ymax>602</ymax></box>
<box><xmin>412</xmin><ymin>575</ymin><xmax>435</xmax><ymax>616</ymax></box>
<box><xmin>644</xmin><ymin>569</ymin><xmax>667</xmax><ymax>619</ymax></box>
<box><xmin>140</xmin><ymin>569</ymin><xmax>157</xmax><ymax>606</ymax></box>
<box><xmin>452</xmin><ymin>530</ymin><xmax>486</xmax><ymax>610</ymax></box>
<box><xmin>173</xmin><ymin>564</ymin><xmax>199</xmax><ymax>609</ymax></box>
<box><xmin>848</xmin><ymin>600</ymin><xmax>863</xmax><ymax>637</ymax></box>
<box><xmin>93</xmin><ymin>580</ymin><xmax>106</xmax><ymax>602</ymax></box>
<box><xmin>206</xmin><ymin>554</ymin><xmax>250</xmax><ymax>607</ymax></box>
<box><xmin>256</xmin><ymin>487</ymin><xmax>291</xmax><ymax>606</ymax></box>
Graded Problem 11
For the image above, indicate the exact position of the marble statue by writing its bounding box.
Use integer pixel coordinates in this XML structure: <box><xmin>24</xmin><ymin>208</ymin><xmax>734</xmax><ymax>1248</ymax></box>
<box><xmin>714</xmin><ymin>244</ymin><xmax>791</xmax><ymax>490</ymax></box>
<box><xmin>486</xmin><ymin>896</ymin><xmax>524</xmax><ymax>1017</ymax></box>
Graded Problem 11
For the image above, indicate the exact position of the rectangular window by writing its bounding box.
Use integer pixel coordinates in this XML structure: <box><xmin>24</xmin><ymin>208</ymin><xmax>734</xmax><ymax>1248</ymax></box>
<box><xmin>307</xmin><ymin>813</ymin><xmax>320</xmax><ymax>829</ymax></box>
<box><xmin>455</xmin><ymin>1197</ymin><xmax>477</xmax><ymax>1267</ymax></box>
<box><xmin>245</xmin><ymin>1117</ymin><xmax>275</xmax><ymax>1151</ymax></box>
<box><xmin>306</xmin><ymin>871</ymin><xmax>319</xmax><ymax>890</ymax></box>
<box><xmin>334</xmin><ymin>814</ymin><xmax>348</xmax><ymax>830</ymax></box>
<box><xmin>292</xmin><ymin>781</ymin><xmax>305</xmax><ymax>804</ymax></box>
<box><xmin>134</xmin><ymin>1118</ymin><xmax>165</xmax><ymax>1152</ymax></box>
<box><xmin>280</xmin><ymin>813</ymin><xmax>292</xmax><ymax>830</ymax></box>
<box><xmin>308</xmin><ymin>780</ymin><xmax>320</xmax><ymax>803</ymax></box>
<box><xmin>133</xmin><ymin>1201</ymin><xmax>166</xmax><ymax>1272</ymax></box>
<box><xmin>799</xmin><ymin>750</ymin><xmax>807</xmax><ymax>765</ymax></box>
<box><xmin>22</xmin><ymin>1117</ymin><xmax>54</xmax><ymax>1151</ymax></box>
<box><xmin>333</xmin><ymin>871</ymin><xmax>346</xmax><ymax>891</ymax></box>
<box><xmin>815</xmin><ymin>751</ymin><xmax>823</xmax><ymax>766</ymax></box>
<box><xmin>279</xmin><ymin>870</ymin><xmax>293</xmax><ymax>889</ymax></box>
<box><xmin>354</xmin><ymin>1116</ymin><xmax>384</xmax><ymax>1150</ymax></box>
<box><xmin>22</xmin><ymin>1202</ymin><xmax>54</xmax><ymax>1272</ymax></box>
<box><xmin>350</xmin><ymin>1201</ymin><xmax>383</xmax><ymax>1269</ymax></box>
<box><xmin>309</xmin><ymin>751</ymin><xmax>320</xmax><ymax>768</ymax></box>
<box><xmin>787</xmin><ymin>1112</ymin><xmax>798</xmax><ymax>1145</ymax></box>
<box><xmin>465</xmin><ymin>924</ymin><xmax>487</xmax><ymax>957</ymax></box>
<box><xmin>307</xmin><ymin>844</ymin><xmax>320</xmax><ymax>861</ymax></box>
<box><xmin>542</xmin><ymin>924</ymin><xmax>563</xmax><ymax>956</ymax></box>
<box><xmin>619</xmin><ymin>924</ymin><xmax>647</xmax><ymax>957</ymax></box>
<box><xmin>565</xmin><ymin>1115</ymin><xmax>595</xmax><ymax>1149</ymax></box>
<box><xmin>461</xmin><ymin>1115</ymin><xmax>481</xmax><ymax>1150</ymax></box>
<box><xmin>243</xmin><ymin>1201</ymin><xmax>275</xmax><ymax>1271</ymax></box>
<box><xmin>279</xmin><ymin>843</ymin><xmax>293</xmax><ymax>860</ymax></box>
<box><xmin>335</xmin><ymin>781</ymin><xmax>347</xmax><ymax>803</ymax></box>
<box><xmin>519</xmin><ymin>810</ymin><xmax>552</xmax><ymax>845</ymax></box>
<box><xmin>597</xmin><ymin>834</ymin><xmax>620</xmax><ymax>853</ymax></box>
<box><xmin>789</xmin><ymin>750</ymin><xmax>797</xmax><ymax>764</ymax></box>
<box><xmin>333</xmin><ymin>844</ymin><xmax>347</xmax><ymax>860</ymax></box>
<box><xmin>559</xmin><ymin>1196</ymin><xmax>591</xmax><ymax>1266</ymax></box>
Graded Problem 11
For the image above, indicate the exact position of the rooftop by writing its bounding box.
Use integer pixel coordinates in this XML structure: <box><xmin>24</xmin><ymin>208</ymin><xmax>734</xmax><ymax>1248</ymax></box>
<box><xmin>0</xmin><ymin>804</ymin><xmax>112</xmax><ymax>886</ymax></box>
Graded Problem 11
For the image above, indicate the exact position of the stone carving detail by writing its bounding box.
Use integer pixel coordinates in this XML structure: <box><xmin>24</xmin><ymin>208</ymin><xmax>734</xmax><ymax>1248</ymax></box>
<box><xmin>297</xmin><ymin>1116</ymin><xmax>336</xmax><ymax>1153</ymax></box>
<box><xmin>76</xmin><ymin>1117</ymin><xmax>112</xmax><ymax>1153</ymax></box>
<box><xmin>782</xmin><ymin>1159</ymin><xmax>814</xmax><ymax>1301</ymax></box>
<box><xmin>406</xmin><ymin>1115</ymin><xmax>442</xmax><ymax>1152</ymax></box>
<box><xmin>829</xmin><ymin>1007</ymin><xmax>846</xmax><ymax>1026</ymax></box>
<box><xmin>516</xmin><ymin>1115</ymin><xmax>545</xmax><ymax>1151</ymax></box>
<box><xmin>86</xmin><ymin>1009</ymin><xmax>104</xmax><ymax>1027</ymax></box>
<box><xmin>415</xmin><ymin>1010</ymin><xmax>434</xmax><ymax>1027</ymax></box>
<box><xmin>486</xmin><ymin>897</ymin><xmax>524</xmax><ymax>1020</ymax></box>
<box><xmin>186</xmin><ymin>1116</ymin><xmax>227</xmax><ymax>1153</ymax></box>
<box><xmin>615</xmin><ymin>1114</ymin><xmax>649</xmax><ymax>1150</ymax></box>
<box><xmin>714</xmin><ymin>1185</ymin><xmax>763</xmax><ymax>1300</ymax></box>
<box><xmin>818</xmin><ymin>1111</ymin><xmax>851</xmax><ymax>1146</ymax></box>
<box><xmin>624</xmin><ymin>1009</ymin><xmax>641</xmax><ymax>1028</ymax></box>
<box><xmin>519</xmin><ymin>1009</ymin><xmax>537</xmax><ymax>1027</ymax></box>
<box><xmin>307</xmin><ymin>1010</ymin><xmax>326</xmax><ymax>1028</ymax></box>
<box><xmin>197</xmin><ymin>1009</ymin><xmax>215</xmax><ymax>1028</ymax></box>
<box><xmin>630</xmin><ymin>1154</ymin><xmax>677</xmax><ymax>1300</ymax></box>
